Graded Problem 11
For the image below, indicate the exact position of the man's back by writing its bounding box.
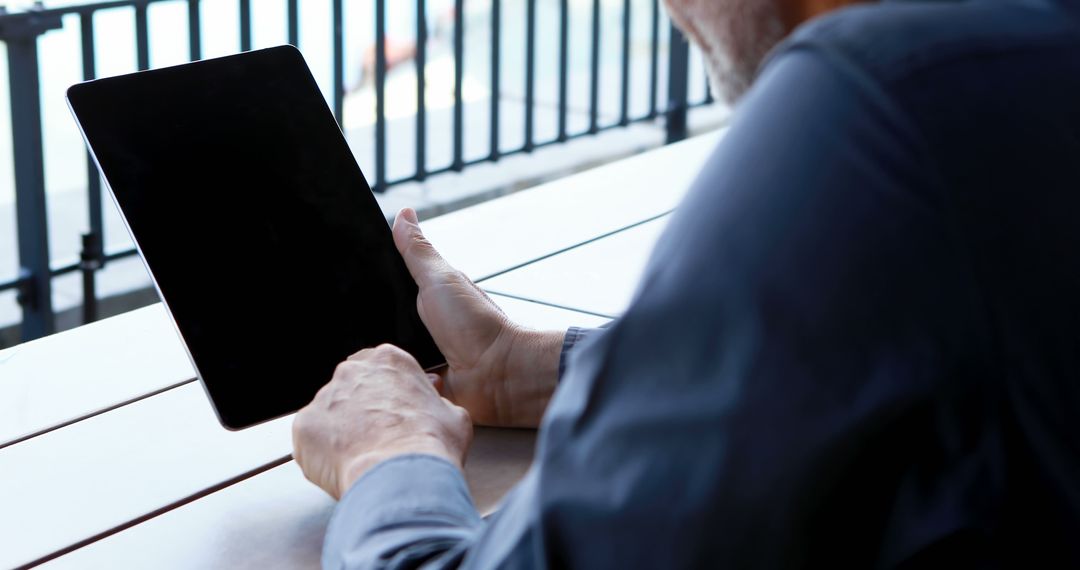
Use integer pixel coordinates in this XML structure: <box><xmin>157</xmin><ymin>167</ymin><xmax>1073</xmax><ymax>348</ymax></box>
<box><xmin>747</xmin><ymin>0</ymin><xmax>1080</xmax><ymax>564</ymax></box>
<box><xmin>320</xmin><ymin>1</ymin><xmax>1080</xmax><ymax>567</ymax></box>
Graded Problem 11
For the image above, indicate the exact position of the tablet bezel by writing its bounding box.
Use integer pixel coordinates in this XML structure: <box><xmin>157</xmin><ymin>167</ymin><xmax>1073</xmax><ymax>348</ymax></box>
<box><xmin>66</xmin><ymin>45</ymin><xmax>445</xmax><ymax>430</ymax></box>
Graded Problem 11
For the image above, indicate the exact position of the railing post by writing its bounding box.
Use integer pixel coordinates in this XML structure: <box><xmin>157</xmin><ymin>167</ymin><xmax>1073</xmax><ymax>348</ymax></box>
<box><xmin>451</xmin><ymin>0</ymin><xmax>464</xmax><ymax>172</ymax></box>
<box><xmin>238</xmin><ymin>0</ymin><xmax>251</xmax><ymax>52</ymax></box>
<box><xmin>80</xmin><ymin>11</ymin><xmax>106</xmax><ymax>326</ymax></box>
<box><xmin>523</xmin><ymin>0</ymin><xmax>535</xmax><ymax>152</ymax></box>
<box><xmin>332</xmin><ymin>0</ymin><xmax>344</xmax><ymax>126</ymax></box>
<box><xmin>0</xmin><ymin>9</ymin><xmax>63</xmax><ymax>341</ymax></box>
<box><xmin>80</xmin><ymin>233</ymin><xmax>101</xmax><ymax>324</ymax></box>
<box><xmin>664</xmin><ymin>23</ymin><xmax>690</xmax><ymax>144</ymax></box>
<box><xmin>372</xmin><ymin>0</ymin><xmax>386</xmax><ymax>191</ymax></box>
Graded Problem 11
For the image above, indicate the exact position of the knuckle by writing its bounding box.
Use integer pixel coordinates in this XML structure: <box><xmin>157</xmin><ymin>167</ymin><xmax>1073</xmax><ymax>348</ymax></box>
<box><xmin>332</xmin><ymin>361</ymin><xmax>354</xmax><ymax>378</ymax></box>
<box><xmin>292</xmin><ymin>410</ymin><xmax>312</xmax><ymax>438</ymax></box>
<box><xmin>313</xmin><ymin>377</ymin><xmax>336</xmax><ymax>400</ymax></box>
<box><xmin>453</xmin><ymin>404</ymin><xmax>471</xmax><ymax>425</ymax></box>
<box><xmin>375</xmin><ymin>343</ymin><xmax>410</xmax><ymax>363</ymax></box>
<box><xmin>333</xmin><ymin>360</ymin><xmax>368</xmax><ymax>383</ymax></box>
<box><xmin>346</xmin><ymin>347</ymin><xmax>376</xmax><ymax>361</ymax></box>
<box><xmin>411</xmin><ymin>231</ymin><xmax>433</xmax><ymax>249</ymax></box>
<box><xmin>407</xmin><ymin>233</ymin><xmax>436</xmax><ymax>257</ymax></box>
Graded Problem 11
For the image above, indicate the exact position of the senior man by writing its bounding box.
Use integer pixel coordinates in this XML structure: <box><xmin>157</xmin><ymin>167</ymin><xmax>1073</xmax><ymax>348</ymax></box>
<box><xmin>293</xmin><ymin>0</ymin><xmax>1080</xmax><ymax>566</ymax></box>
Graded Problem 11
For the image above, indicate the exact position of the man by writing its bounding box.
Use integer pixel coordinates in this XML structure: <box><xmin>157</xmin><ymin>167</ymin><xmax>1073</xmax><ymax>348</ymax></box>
<box><xmin>293</xmin><ymin>0</ymin><xmax>1080</xmax><ymax>566</ymax></box>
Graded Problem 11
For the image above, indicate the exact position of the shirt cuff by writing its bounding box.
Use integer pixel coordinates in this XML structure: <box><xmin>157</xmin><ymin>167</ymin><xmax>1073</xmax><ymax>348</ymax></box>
<box><xmin>323</xmin><ymin>454</ymin><xmax>482</xmax><ymax>569</ymax></box>
<box><xmin>559</xmin><ymin>326</ymin><xmax>595</xmax><ymax>381</ymax></box>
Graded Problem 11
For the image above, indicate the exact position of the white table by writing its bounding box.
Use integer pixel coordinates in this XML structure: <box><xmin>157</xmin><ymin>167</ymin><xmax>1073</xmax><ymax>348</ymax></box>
<box><xmin>482</xmin><ymin>217</ymin><xmax>670</xmax><ymax>317</ymax></box>
<box><xmin>0</xmin><ymin>296</ymin><xmax>608</xmax><ymax>569</ymax></box>
<box><xmin>0</xmin><ymin>131</ymin><xmax>721</xmax><ymax>569</ymax></box>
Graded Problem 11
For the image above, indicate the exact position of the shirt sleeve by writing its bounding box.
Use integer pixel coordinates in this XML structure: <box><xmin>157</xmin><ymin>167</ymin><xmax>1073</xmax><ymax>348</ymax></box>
<box><xmin>322</xmin><ymin>454</ymin><xmax>483</xmax><ymax>570</ymax></box>
<box><xmin>322</xmin><ymin>43</ymin><xmax>985</xmax><ymax>569</ymax></box>
<box><xmin>322</xmin><ymin>325</ymin><xmax>605</xmax><ymax>569</ymax></box>
<box><xmin>558</xmin><ymin>326</ymin><xmax>602</xmax><ymax>381</ymax></box>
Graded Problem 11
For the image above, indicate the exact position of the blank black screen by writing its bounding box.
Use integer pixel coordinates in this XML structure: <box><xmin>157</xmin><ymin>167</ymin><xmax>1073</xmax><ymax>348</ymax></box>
<box><xmin>68</xmin><ymin>46</ymin><xmax>443</xmax><ymax>429</ymax></box>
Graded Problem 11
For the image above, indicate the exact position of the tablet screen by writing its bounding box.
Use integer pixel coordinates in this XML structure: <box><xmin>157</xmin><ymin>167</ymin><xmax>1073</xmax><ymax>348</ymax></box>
<box><xmin>68</xmin><ymin>46</ymin><xmax>444</xmax><ymax>430</ymax></box>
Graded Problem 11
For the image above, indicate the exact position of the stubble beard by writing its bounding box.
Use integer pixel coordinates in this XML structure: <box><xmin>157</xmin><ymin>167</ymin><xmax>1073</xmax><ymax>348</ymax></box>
<box><xmin>669</xmin><ymin>0</ymin><xmax>787</xmax><ymax>104</ymax></box>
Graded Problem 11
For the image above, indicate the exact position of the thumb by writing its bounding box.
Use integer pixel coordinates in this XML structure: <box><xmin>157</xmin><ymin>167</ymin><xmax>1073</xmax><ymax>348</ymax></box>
<box><xmin>393</xmin><ymin>207</ymin><xmax>450</xmax><ymax>289</ymax></box>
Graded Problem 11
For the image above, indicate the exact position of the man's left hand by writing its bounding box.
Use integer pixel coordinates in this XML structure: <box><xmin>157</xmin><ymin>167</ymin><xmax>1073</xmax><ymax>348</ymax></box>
<box><xmin>292</xmin><ymin>344</ymin><xmax>473</xmax><ymax>500</ymax></box>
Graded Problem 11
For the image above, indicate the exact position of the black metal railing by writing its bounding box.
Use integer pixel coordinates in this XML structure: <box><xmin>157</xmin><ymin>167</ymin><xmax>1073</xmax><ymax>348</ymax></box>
<box><xmin>0</xmin><ymin>0</ymin><xmax>712</xmax><ymax>343</ymax></box>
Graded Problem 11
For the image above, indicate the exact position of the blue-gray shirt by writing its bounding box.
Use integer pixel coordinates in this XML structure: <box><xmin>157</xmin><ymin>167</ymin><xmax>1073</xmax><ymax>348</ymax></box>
<box><xmin>325</xmin><ymin>0</ymin><xmax>1080</xmax><ymax>567</ymax></box>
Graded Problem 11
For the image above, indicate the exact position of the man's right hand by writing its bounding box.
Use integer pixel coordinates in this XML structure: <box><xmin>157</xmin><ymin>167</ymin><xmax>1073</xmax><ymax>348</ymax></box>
<box><xmin>392</xmin><ymin>208</ymin><xmax>565</xmax><ymax>428</ymax></box>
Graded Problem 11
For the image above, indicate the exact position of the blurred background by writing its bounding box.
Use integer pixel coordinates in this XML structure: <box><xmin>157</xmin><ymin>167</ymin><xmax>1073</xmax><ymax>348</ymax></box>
<box><xmin>0</xmin><ymin>0</ymin><xmax>725</xmax><ymax>347</ymax></box>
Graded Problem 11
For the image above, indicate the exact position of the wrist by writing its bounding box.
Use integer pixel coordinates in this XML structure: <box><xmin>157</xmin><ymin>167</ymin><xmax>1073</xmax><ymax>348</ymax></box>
<box><xmin>495</xmin><ymin>325</ymin><xmax>565</xmax><ymax>427</ymax></box>
<box><xmin>338</xmin><ymin>437</ymin><xmax>461</xmax><ymax>499</ymax></box>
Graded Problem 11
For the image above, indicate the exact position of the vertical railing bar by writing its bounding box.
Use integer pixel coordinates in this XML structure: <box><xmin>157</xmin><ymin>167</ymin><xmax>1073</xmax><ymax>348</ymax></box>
<box><xmin>648</xmin><ymin>0</ymin><xmax>659</xmax><ymax>119</ymax></box>
<box><xmin>333</xmin><ymin>0</ymin><xmax>345</xmax><ymax>126</ymax></box>
<box><xmin>79</xmin><ymin>233</ymin><xmax>100</xmax><ymax>324</ymax></box>
<box><xmin>187</xmin><ymin>0</ymin><xmax>201</xmax><ymax>60</ymax></box>
<box><xmin>287</xmin><ymin>0</ymin><xmax>299</xmax><ymax>46</ymax></box>
<box><xmin>556</xmin><ymin>0</ymin><xmax>568</xmax><ymax>142</ymax></box>
<box><xmin>135</xmin><ymin>0</ymin><xmax>150</xmax><ymax>71</ymax></box>
<box><xmin>79</xmin><ymin>12</ymin><xmax>103</xmax><ymax>253</ymax></box>
<box><xmin>374</xmin><ymin>0</ymin><xmax>387</xmax><ymax>191</ymax></box>
<box><xmin>665</xmin><ymin>23</ymin><xmax>689</xmax><ymax>143</ymax></box>
<box><xmin>452</xmin><ymin>0</ymin><xmax>464</xmax><ymax>171</ymax></box>
<box><xmin>2</xmin><ymin>14</ymin><xmax>62</xmax><ymax>340</ymax></box>
<box><xmin>523</xmin><ymin>0</ymin><xmax>535</xmax><ymax>151</ymax></box>
<box><xmin>488</xmin><ymin>0</ymin><xmax>500</xmax><ymax>160</ymax></box>
<box><xmin>239</xmin><ymin>0</ymin><xmax>251</xmax><ymax>52</ymax></box>
<box><xmin>588</xmin><ymin>0</ymin><xmax>600</xmax><ymax>134</ymax></box>
<box><xmin>416</xmin><ymin>0</ymin><xmax>428</xmax><ymax>179</ymax></box>
<box><xmin>79</xmin><ymin>11</ymin><xmax>104</xmax><ymax>324</ymax></box>
<box><xmin>619</xmin><ymin>0</ymin><xmax>630</xmax><ymax>126</ymax></box>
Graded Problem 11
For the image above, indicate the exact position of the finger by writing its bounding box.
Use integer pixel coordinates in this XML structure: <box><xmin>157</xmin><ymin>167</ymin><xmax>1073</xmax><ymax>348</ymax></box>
<box><xmin>427</xmin><ymin>372</ymin><xmax>445</xmax><ymax>394</ymax></box>
<box><xmin>369</xmin><ymin>343</ymin><xmax>425</xmax><ymax>371</ymax></box>
<box><xmin>392</xmin><ymin>207</ymin><xmax>451</xmax><ymax>289</ymax></box>
<box><xmin>440</xmin><ymin>397</ymin><xmax>472</xmax><ymax>424</ymax></box>
<box><xmin>345</xmin><ymin>345</ymin><xmax>371</xmax><ymax>361</ymax></box>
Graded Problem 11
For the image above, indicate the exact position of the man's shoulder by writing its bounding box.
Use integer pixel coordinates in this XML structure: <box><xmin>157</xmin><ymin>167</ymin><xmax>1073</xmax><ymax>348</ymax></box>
<box><xmin>774</xmin><ymin>0</ymin><xmax>1080</xmax><ymax>86</ymax></box>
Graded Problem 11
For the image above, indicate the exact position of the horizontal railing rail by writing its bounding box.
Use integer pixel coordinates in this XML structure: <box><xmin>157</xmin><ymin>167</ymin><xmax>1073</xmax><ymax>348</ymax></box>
<box><xmin>0</xmin><ymin>0</ymin><xmax>713</xmax><ymax>343</ymax></box>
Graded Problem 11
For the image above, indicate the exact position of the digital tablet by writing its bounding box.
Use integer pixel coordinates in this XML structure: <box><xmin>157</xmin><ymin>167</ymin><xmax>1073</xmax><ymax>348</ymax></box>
<box><xmin>67</xmin><ymin>46</ymin><xmax>444</xmax><ymax>430</ymax></box>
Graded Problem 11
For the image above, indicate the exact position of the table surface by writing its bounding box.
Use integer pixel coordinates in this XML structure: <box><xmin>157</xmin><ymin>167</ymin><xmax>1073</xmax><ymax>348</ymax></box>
<box><xmin>481</xmin><ymin>217</ymin><xmax>670</xmax><ymax>318</ymax></box>
<box><xmin>0</xmin><ymin>131</ymin><xmax>721</xmax><ymax>569</ymax></box>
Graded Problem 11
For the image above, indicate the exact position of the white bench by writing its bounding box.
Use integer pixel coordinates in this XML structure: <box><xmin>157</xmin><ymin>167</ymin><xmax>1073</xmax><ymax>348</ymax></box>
<box><xmin>0</xmin><ymin>131</ymin><xmax>722</xmax><ymax>569</ymax></box>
